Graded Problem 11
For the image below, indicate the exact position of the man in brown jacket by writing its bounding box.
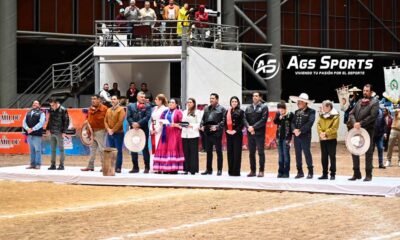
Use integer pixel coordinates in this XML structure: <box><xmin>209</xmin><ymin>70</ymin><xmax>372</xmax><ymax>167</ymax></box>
<box><xmin>104</xmin><ymin>96</ymin><xmax>126</xmax><ymax>173</ymax></box>
<box><xmin>81</xmin><ymin>94</ymin><xmax>108</xmax><ymax>171</ymax></box>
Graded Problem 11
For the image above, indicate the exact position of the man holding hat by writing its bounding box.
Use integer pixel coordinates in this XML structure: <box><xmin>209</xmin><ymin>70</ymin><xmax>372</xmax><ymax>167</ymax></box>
<box><xmin>290</xmin><ymin>93</ymin><xmax>316</xmax><ymax>179</ymax></box>
<box><xmin>126</xmin><ymin>91</ymin><xmax>152</xmax><ymax>173</ymax></box>
<box><xmin>348</xmin><ymin>84</ymin><xmax>379</xmax><ymax>181</ymax></box>
<box><xmin>81</xmin><ymin>94</ymin><xmax>108</xmax><ymax>172</ymax></box>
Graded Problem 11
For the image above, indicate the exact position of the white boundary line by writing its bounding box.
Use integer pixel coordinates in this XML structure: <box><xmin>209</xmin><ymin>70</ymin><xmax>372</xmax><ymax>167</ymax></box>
<box><xmin>0</xmin><ymin>189</ymin><xmax>212</xmax><ymax>219</ymax></box>
<box><xmin>103</xmin><ymin>196</ymin><xmax>344</xmax><ymax>240</ymax></box>
<box><xmin>365</xmin><ymin>232</ymin><xmax>400</xmax><ymax>240</ymax></box>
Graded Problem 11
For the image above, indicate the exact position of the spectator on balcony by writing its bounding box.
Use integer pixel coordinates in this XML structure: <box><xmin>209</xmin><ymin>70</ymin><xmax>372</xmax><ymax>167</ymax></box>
<box><xmin>116</xmin><ymin>8</ymin><xmax>128</xmax><ymax>32</ymax></box>
<box><xmin>125</xmin><ymin>0</ymin><xmax>140</xmax><ymax>46</ymax></box>
<box><xmin>126</xmin><ymin>82</ymin><xmax>139</xmax><ymax>103</ymax></box>
<box><xmin>140</xmin><ymin>82</ymin><xmax>153</xmax><ymax>103</ymax></box>
<box><xmin>140</xmin><ymin>1</ymin><xmax>157</xmax><ymax>27</ymax></box>
<box><xmin>194</xmin><ymin>5</ymin><xmax>209</xmax><ymax>46</ymax></box>
<box><xmin>108</xmin><ymin>82</ymin><xmax>121</xmax><ymax>98</ymax></box>
<box><xmin>99</xmin><ymin>83</ymin><xmax>112</xmax><ymax>107</ymax></box>
<box><xmin>177</xmin><ymin>3</ymin><xmax>190</xmax><ymax>38</ymax></box>
<box><xmin>163</xmin><ymin>0</ymin><xmax>179</xmax><ymax>45</ymax></box>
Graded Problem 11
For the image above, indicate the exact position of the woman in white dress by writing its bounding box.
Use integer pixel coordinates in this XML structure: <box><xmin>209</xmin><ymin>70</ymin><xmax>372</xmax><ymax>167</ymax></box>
<box><xmin>181</xmin><ymin>98</ymin><xmax>203</xmax><ymax>174</ymax></box>
<box><xmin>150</xmin><ymin>94</ymin><xmax>168</xmax><ymax>170</ymax></box>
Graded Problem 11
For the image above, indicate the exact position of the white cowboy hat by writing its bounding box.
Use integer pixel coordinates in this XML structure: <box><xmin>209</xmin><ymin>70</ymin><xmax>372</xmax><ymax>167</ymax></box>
<box><xmin>289</xmin><ymin>93</ymin><xmax>315</xmax><ymax>104</ymax></box>
<box><xmin>124</xmin><ymin>128</ymin><xmax>146</xmax><ymax>152</ymax></box>
<box><xmin>349</xmin><ymin>86</ymin><xmax>362</xmax><ymax>92</ymax></box>
<box><xmin>345</xmin><ymin>128</ymin><xmax>371</xmax><ymax>156</ymax></box>
<box><xmin>80</xmin><ymin>122</ymin><xmax>94</xmax><ymax>146</ymax></box>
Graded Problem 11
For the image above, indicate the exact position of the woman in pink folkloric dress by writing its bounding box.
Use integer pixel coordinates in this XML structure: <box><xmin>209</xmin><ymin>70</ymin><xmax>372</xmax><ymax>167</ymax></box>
<box><xmin>153</xmin><ymin>99</ymin><xmax>185</xmax><ymax>174</ymax></box>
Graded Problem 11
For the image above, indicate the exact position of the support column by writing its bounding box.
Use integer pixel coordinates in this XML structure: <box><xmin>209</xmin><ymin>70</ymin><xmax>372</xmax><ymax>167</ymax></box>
<box><xmin>222</xmin><ymin>0</ymin><xmax>236</xmax><ymax>50</ymax></box>
<box><xmin>94</xmin><ymin>57</ymin><xmax>100</xmax><ymax>93</ymax></box>
<box><xmin>267</xmin><ymin>0</ymin><xmax>281</xmax><ymax>101</ymax></box>
<box><xmin>0</xmin><ymin>0</ymin><xmax>17</xmax><ymax>107</ymax></box>
<box><xmin>181</xmin><ymin>31</ymin><xmax>188</xmax><ymax>109</ymax></box>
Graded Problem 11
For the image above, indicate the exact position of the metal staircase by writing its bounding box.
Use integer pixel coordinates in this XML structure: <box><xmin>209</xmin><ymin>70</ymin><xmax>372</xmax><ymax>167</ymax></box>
<box><xmin>9</xmin><ymin>44</ymin><xmax>95</xmax><ymax>108</ymax></box>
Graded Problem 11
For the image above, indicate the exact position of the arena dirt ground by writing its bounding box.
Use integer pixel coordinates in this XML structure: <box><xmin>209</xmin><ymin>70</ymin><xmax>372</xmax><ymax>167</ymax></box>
<box><xmin>0</xmin><ymin>142</ymin><xmax>400</xmax><ymax>240</ymax></box>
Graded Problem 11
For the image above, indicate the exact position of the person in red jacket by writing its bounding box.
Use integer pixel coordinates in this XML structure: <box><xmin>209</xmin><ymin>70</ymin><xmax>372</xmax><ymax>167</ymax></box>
<box><xmin>194</xmin><ymin>5</ymin><xmax>208</xmax><ymax>46</ymax></box>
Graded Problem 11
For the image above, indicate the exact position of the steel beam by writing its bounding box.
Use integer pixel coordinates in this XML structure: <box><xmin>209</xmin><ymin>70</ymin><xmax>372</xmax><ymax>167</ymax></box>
<box><xmin>357</xmin><ymin>0</ymin><xmax>400</xmax><ymax>44</ymax></box>
<box><xmin>234</xmin><ymin>5</ymin><xmax>267</xmax><ymax>42</ymax></box>
<box><xmin>239</xmin><ymin>14</ymin><xmax>267</xmax><ymax>38</ymax></box>
<box><xmin>242</xmin><ymin>59</ymin><xmax>268</xmax><ymax>90</ymax></box>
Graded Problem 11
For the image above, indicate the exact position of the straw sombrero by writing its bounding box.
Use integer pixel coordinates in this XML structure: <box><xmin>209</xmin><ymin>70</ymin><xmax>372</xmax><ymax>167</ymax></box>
<box><xmin>345</xmin><ymin>128</ymin><xmax>370</xmax><ymax>156</ymax></box>
<box><xmin>80</xmin><ymin>122</ymin><xmax>94</xmax><ymax>146</ymax></box>
<box><xmin>348</xmin><ymin>86</ymin><xmax>362</xmax><ymax>92</ymax></box>
<box><xmin>289</xmin><ymin>93</ymin><xmax>315</xmax><ymax>104</ymax></box>
<box><xmin>124</xmin><ymin>128</ymin><xmax>146</xmax><ymax>152</ymax></box>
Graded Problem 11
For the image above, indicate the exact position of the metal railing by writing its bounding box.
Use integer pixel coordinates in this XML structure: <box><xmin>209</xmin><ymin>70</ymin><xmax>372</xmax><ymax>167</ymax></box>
<box><xmin>95</xmin><ymin>20</ymin><xmax>239</xmax><ymax>49</ymax></box>
<box><xmin>9</xmin><ymin>44</ymin><xmax>96</xmax><ymax>108</ymax></box>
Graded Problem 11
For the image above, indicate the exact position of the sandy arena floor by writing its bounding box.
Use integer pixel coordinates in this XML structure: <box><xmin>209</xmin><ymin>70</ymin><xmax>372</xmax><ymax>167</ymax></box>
<box><xmin>0</xmin><ymin>143</ymin><xmax>400</xmax><ymax>240</ymax></box>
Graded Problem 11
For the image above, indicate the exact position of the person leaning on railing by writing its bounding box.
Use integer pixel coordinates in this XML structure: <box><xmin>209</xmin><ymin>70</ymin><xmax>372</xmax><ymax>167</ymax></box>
<box><xmin>177</xmin><ymin>3</ymin><xmax>190</xmax><ymax>38</ymax></box>
<box><xmin>125</xmin><ymin>0</ymin><xmax>140</xmax><ymax>46</ymax></box>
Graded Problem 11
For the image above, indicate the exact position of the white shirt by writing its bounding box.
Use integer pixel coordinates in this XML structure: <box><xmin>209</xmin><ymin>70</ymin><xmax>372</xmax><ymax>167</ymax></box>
<box><xmin>168</xmin><ymin>8</ymin><xmax>176</xmax><ymax>19</ymax></box>
<box><xmin>181</xmin><ymin>109</ymin><xmax>203</xmax><ymax>139</ymax></box>
<box><xmin>99</xmin><ymin>90</ymin><xmax>111</xmax><ymax>102</ymax></box>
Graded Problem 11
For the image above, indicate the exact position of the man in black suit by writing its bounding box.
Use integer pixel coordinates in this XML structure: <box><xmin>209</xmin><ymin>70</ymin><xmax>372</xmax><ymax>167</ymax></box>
<box><xmin>200</xmin><ymin>93</ymin><xmax>226</xmax><ymax>176</ymax></box>
<box><xmin>244</xmin><ymin>92</ymin><xmax>269</xmax><ymax>177</ymax></box>
<box><xmin>348</xmin><ymin>84</ymin><xmax>379</xmax><ymax>181</ymax></box>
<box><xmin>126</xmin><ymin>91</ymin><xmax>152</xmax><ymax>173</ymax></box>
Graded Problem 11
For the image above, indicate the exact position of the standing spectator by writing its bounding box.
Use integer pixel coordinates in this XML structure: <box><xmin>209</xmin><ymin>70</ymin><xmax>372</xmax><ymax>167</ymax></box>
<box><xmin>200</xmin><ymin>93</ymin><xmax>226</xmax><ymax>176</ymax></box>
<box><xmin>116</xmin><ymin>8</ymin><xmax>128</xmax><ymax>32</ymax></box>
<box><xmin>23</xmin><ymin>100</ymin><xmax>45</xmax><ymax>169</ymax></box>
<box><xmin>163</xmin><ymin>0</ymin><xmax>179</xmax><ymax>44</ymax></box>
<box><xmin>140</xmin><ymin>1</ymin><xmax>157</xmax><ymax>27</ymax></box>
<box><xmin>125</xmin><ymin>0</ymin><xmax>140</xmax><ymax>46</ymax></box>
<box><xmin>348</xmin><ymin>84</ymin><xmax>379</xmax><ymax>181</ymax></box>
<box><xmin>344</xmin><ymin>90</ymin><xmax>360</xmax><ymax>127</ymax></box>
<box><xmin>81</xmin><ymin>95</ymin><xmax>108</xmax><ymax>172</ymax></box>
<box><xmin>244</xmin><ymin>92</ymin><xmax>269</xmax><ymax>177</ymax></box>
<box><xmin>108</xmin><ymin>82</ymin><xmax>121</xmax><ymax>98</ymax></box>
<box><xmin>317</xmin><ymin>100</ymin><xmax>339</xmax><ymax>180</ymax></box>
<box><xmin>181</xmin><ymin>98</ymin><xmax>202</xmax><ymax>175</ymax></box>
<box><xmin>99</xmin><ymin>83</ymin><xmax>112</xmax><ymax>107</ymax></box>
<box><xmin>385</xmin><ymin>107</ymin><xmax>400</xmax><ymax>167</ymax></box>
<box><xmin>290</xmin><ymin>93</ymin><xmax>316</xmax><ymax>179</ymax></box>
<box><xmin>177</xmin><ymin>3</ymin><xmax>189</xmax><ymax>38</ymax></box>
<box><xmin>126</xmin><ymin>91</ymin><xmax>152</xmax><ymax>173</ymax></box>
<box><xmin>153</xmin><ymin>98</ymin><xmax>184</xmax><ymax>174</ymax></box>
<box><xmin>150</xmin><ymin>94</ymin><xmax>168</xmax><ymax>170</ymax></box>
<box><xmin>140</xmin><ymin>83</ymin><xmax>153</xmax><ymax>102</ymax></box>
<box><xmin>225</xmin><ymin>96</ymin><xmax>244</xmax><ymax>177</ymax></box>
<box><xmin>273</xmin><ymin>101</ymin><xmax>293</xmax><ymax>178</ymax></box>
<box><xmin>126</xmin><ymin>82</ymin><xmax>139</xmax><ymax>103</ymax></box>
<box><xmin>47</xmin><ymin>98</ymin><xmax>70</xmax><ymax>170</ymax></box>
<box><xmin>194</xmin><ymin>5</ymin><xmax>209</xmax><ymax>46</ymax></box>
<box><xmin>373</xmin><ymin>107</ymin><xmax>386</xmax><ymax>169</ymax></box>
<box><xmin>383</xmin><ymin>108</ymin><xmax>393</xmax><ymax>152</ymax></box>
<box><xmin>104</xmin><ymin>96</ymin><xmax>126</xmax><ymax>173</ymax></box>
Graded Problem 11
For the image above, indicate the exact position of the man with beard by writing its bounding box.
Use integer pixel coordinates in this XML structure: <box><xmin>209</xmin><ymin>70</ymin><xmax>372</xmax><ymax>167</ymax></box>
<box><xmin>348</xmin><ymin>84</ymin><xmax>379</xmax><ymax>181</ymax></box>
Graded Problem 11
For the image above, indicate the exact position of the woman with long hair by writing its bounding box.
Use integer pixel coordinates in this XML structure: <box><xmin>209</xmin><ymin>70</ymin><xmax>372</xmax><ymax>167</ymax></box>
<box><xmin>225</xmin><ymin>96</ymin><xmax>244</xmax><ymax>176</ymax></box>
<box><xmin>181</xmin><ymin>98</ymin><xmax>202</xmax><ymax>174</ymax></box>
<box><xmin>153</xmin><ymin>98</ymin><xmax>185</xmax><ymax>174</ymax></box>
<box><xmin>150</xmin><ymin>94</ymin><xmax>168</xmax><ymax>171</ymax></box>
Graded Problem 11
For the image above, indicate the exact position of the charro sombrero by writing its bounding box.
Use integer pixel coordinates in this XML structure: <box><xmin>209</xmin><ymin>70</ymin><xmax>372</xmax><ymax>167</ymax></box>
<box><xmin>124</xmin><ymin>128</ymin><xmax>146</xmax><ymax>152</ymax></box>
<box><xmin>348</xmin><ymin>86</ymin><xmax>362</xmax><ymax>92</ymax></box>
<box><xmin>345</xmin><ymin>128</ymin><xmax>370</xmax><ymax>156</ymax></box>
<box><xmin>289</xmin><ymin>93</ymin><xmax>315</xmax><ymax>104</ymax></box>
<box><xmin>80</xmin><ymin>122</ymin><xmax>94</xmax><ymax>146</ymax></box>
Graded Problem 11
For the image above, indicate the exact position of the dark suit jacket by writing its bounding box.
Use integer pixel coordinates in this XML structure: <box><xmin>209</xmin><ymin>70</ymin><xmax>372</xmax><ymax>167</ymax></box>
<box><xmin>244</xmin><ymin>103</ymin><xmax>269</xmax><ymax>135</ymax></box>
<box><xmin>348</xmin><ymin>98</ymin><xmax>379</xmax><ymax>130</ymax></box>
<box><xmin>126</xmin><ymin>102</ymin><xmax>152</xmax><ymax>131</ymax></box>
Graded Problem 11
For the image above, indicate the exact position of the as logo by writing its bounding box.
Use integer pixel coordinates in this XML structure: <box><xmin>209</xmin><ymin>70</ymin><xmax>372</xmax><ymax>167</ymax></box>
<box><xmin>253</xmin><ymin>53</ymin><xmax>280</xmax><ymax>80</ymax></box>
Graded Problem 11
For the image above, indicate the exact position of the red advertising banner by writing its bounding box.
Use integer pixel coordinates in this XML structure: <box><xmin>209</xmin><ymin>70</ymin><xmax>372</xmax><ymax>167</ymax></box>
<box><xmin>0</xmin><ymin>109</ymin><xmax>29</xmax><ymax>128</ymax></box>
<box><xmin>0</xmin><ymin>132</ymin><xmax>29</xmax><ymax>154</ymax></box>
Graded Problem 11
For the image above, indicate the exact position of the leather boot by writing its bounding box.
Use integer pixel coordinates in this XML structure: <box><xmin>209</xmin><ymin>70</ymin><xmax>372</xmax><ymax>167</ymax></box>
<box><xmin>295</xmin><ymin>169</ymin><xmax>304</xmax><ymax>179</ymax></box>
<box><xmin>306</xmin><ymin>167</ymin><xmax>313</xmax><ymax>179</ymax></box>
<box><xmin>363</xmin><ymin>169</ymin><xmax>372</xmax><ymax>182</ymax></box>
<box><xmin>348</xmin><ymin>170</ymin><xmax>362</xmax><ymax>181</ymax></box>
